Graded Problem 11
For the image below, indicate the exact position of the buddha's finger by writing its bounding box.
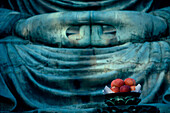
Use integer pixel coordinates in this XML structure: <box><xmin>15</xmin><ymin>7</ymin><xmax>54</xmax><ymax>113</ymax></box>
<box><xmin>53</xmin><ymin>11</ymin><xmax>91</xmax><ymax>25</ymax></box>
<box><xmin>91</xmin><ymin>11</ymin><xmax>129</xmax><ymax>26</ymax></box>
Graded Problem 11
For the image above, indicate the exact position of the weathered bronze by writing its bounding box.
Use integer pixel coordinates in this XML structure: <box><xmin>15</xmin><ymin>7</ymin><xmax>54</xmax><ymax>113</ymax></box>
<box><xmin>0</xmin><ymin>0</ymin><xmax>169</xmax><ymax>112</ymax></box>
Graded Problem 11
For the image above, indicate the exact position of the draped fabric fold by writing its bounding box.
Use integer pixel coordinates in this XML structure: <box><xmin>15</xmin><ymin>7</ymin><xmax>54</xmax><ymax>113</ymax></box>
<box><xmin>7</xmin><ymin>0</ymin><xmax>158</xmax><ymax>14</ymax></box>
<box><xmin>0</xmin><ymin>36</ymin><xmax>169</xmax><ymax>111</ymax></box>
<box><xmin>0</xmin><ymin>73</ymin><xmax>17</xmax><ymax>111</ymax></box>
<box><xmin>0</xmin><ymin>8</ymin><xmax>30</xmax><ymax>38</ymax></box>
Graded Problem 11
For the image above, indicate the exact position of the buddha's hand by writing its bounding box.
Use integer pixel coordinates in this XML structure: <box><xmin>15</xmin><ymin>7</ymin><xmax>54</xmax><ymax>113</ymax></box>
<box><xmin>14</xmin><ymin>12</ymin><xmax>90</xmax><ymax>46</ymax></box>
<box><xmin>92</xmin><ymin>11</ymin><xmax>167</xmax><ymax>44</ymax></box>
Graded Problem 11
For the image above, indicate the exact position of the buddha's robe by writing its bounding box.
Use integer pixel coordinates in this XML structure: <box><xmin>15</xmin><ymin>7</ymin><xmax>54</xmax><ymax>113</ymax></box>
<box><xmin>0</xmin><ymin>0</ymin><xmax>170</xmax><ymax>112</ymax></box>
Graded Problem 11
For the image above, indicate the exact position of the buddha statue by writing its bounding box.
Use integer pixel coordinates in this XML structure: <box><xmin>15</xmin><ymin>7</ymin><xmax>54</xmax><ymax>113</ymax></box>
<box><xmin>0</xmin><ymin>0</ymin><xmax>169</xmax><ymax>112</ymax></box>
